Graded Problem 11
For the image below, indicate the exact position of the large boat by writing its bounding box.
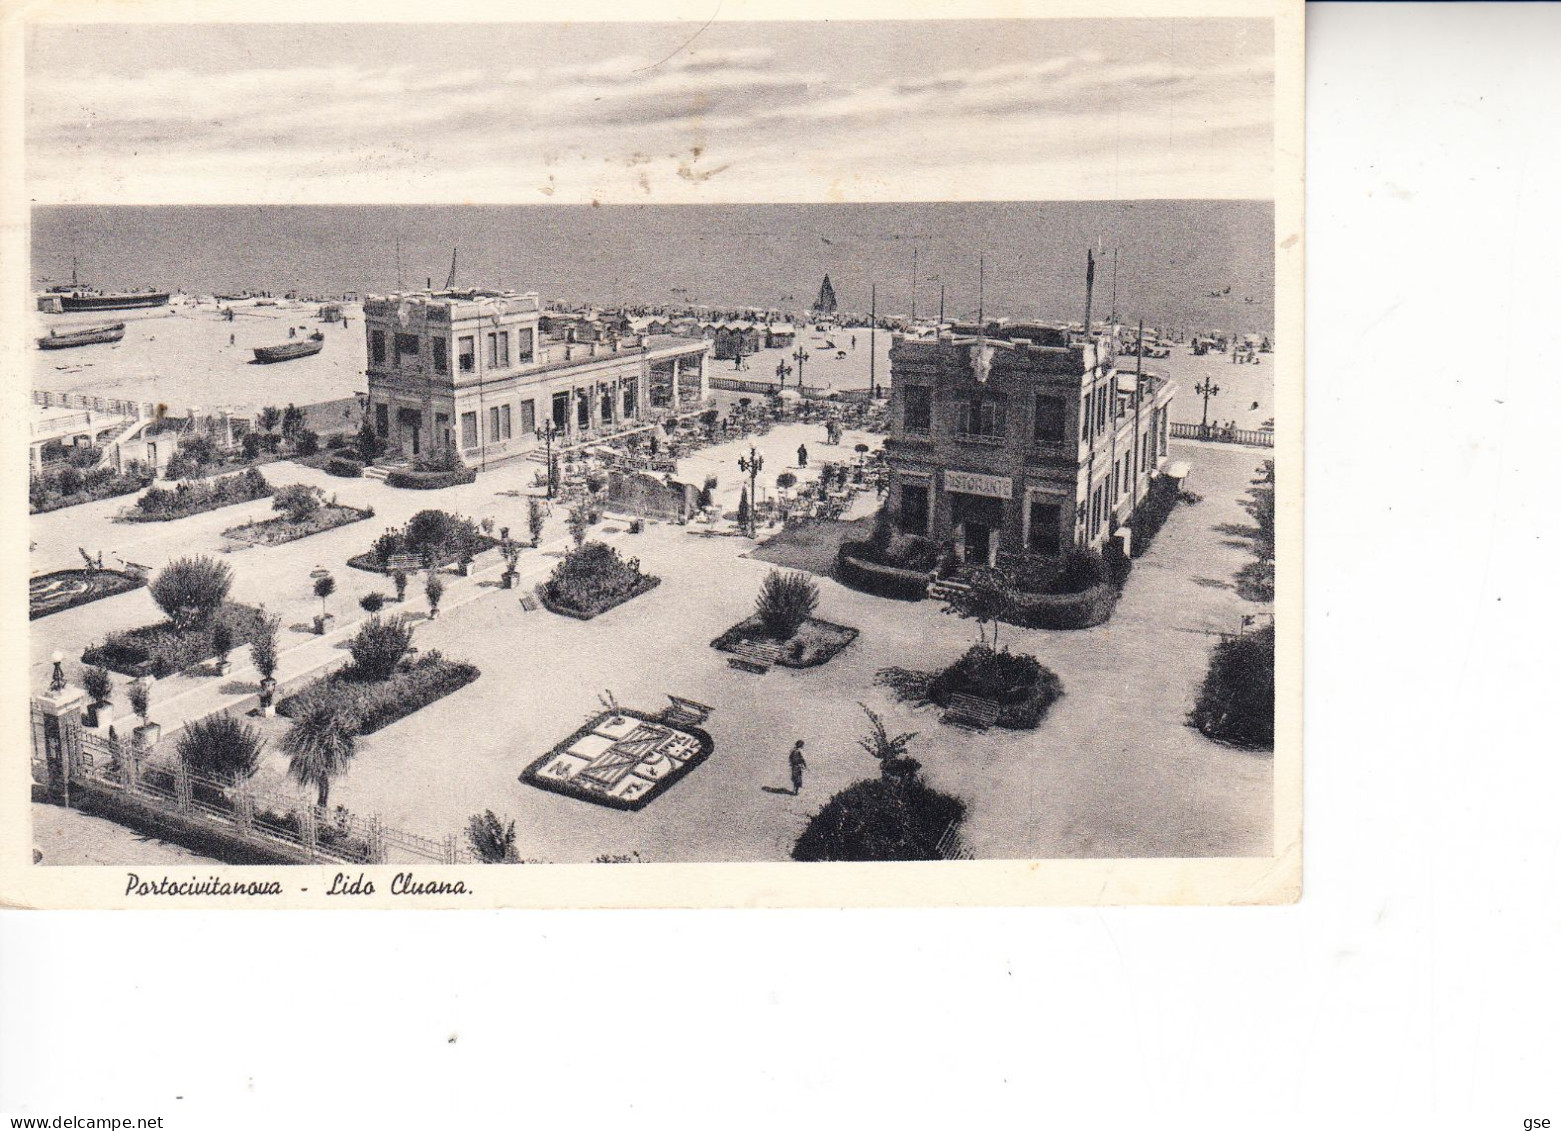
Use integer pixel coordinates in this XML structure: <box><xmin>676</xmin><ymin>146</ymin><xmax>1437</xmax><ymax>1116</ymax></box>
<box><xmin>253</xmin><ymin>331</ymin><xmax>325</xmax><ymax>364</ymax></box>
<box><xmin>40</xmin><ymin>259</ymin><xmax>169</xmax><ymax>312</ymax></box>
<box><xmin>37</xmin><ymin>322</ymin><xmax>126</xmax><ymax>350</ymax></box>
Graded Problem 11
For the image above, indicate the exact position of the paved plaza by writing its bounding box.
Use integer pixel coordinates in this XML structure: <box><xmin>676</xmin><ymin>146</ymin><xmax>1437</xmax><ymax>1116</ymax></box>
<box><xmin>28</xmin><ymin>421</ymin><xmax>1273</xmax><ymax>864</ymax></box>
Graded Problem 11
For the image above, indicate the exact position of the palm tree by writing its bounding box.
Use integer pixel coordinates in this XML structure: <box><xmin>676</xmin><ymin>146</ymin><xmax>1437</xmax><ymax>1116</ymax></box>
<box><xmin>280</xmin><ymin>696</ymin><xmax>356</xmax><ymax>810</ymax></box>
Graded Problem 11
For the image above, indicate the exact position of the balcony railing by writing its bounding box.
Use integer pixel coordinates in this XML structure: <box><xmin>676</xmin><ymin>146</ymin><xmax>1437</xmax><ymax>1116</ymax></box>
<box><xmin>1170</xmin><ymin>422</ymin><xmax>1274</xmax><ymax>448</ymax></box>
<box><xmin>952</xmin><ymin>430</ymin><xmax>1007</xmax><ymax>447</ymax></box>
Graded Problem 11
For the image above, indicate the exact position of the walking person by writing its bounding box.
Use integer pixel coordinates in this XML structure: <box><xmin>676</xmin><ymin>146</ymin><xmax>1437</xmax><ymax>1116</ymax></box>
<box><xmin>797</xmin><ymin>442</ymin><xmax>808</xmax><ymax>469</ymax></box>
<box><xmin>788</xmin><ymin>740</ymin><xmax>807</xmax><ymax>794</ymax></box>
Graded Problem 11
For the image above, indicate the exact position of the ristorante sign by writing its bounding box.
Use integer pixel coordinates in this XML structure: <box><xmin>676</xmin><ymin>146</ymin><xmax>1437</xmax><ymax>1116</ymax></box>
<box><xmin>944</xmin><ymin>470</ymin><xmax>1012</xmax><ymax>499</ymax></box>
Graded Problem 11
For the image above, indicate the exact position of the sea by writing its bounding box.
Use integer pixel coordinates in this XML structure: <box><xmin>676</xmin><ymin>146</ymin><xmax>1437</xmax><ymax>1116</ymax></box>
<box><xmin>32</xmin><ymin>201</ymin><xmax>1274</xmax><ymax>333</ymax></box>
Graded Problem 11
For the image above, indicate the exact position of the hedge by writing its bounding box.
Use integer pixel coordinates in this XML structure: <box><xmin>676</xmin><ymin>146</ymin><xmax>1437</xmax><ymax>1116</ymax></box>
<box><xmin>536</xmin><ymin>576</ymin><xmax>660</xmax><ymax>621</ymax></box>
<box><xmin>278</xmin><ymin>655</ymin><xmax>481</xmax><ymax>736</ymax></box>
<box><xmin>83</xmin><ymin>603</ymin><xmax>266</xmax><ymax>677</ymax></box>
<box><xmin>326</xmin><ymin>456</ymin><xmax>364</xmax><ymax>478</ymax></box>
<box><xmin>386</xmin><ymin>467</ymin><xmax>477</xmax><ymax>490</ymax></box>
<box><xmin>1127</xmin><ymin>475</ymin><xmax>1181</xmax><ymax>557</ymax></box>
<box><xmin>836</xmin><ymin>542</ymin><xmax>932</xmax><ymax>601</ymax></box>
<box><xmin>1000</xmin><ymin>583</ymin><xmax>1119</xmax><ymax>630</ymax></box>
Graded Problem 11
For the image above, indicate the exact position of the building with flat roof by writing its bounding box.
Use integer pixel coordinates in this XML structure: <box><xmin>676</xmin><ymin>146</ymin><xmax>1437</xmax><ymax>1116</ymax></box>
<box><xmin>363</xmin><ymin>289</ymin><xmax>711</xmax><ymax>465</ymax></box>
<box><xmin>883</xmin><ymin>316</ymin><xmax>1176</xmax><ymax>567</ymax></box>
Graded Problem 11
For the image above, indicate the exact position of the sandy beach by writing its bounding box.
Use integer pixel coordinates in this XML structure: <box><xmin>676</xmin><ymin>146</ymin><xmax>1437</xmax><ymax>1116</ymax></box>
<box><xmin>30</xmin><ymin>297</ymin><xmax>368</xmax><ymax>416</ymax></box>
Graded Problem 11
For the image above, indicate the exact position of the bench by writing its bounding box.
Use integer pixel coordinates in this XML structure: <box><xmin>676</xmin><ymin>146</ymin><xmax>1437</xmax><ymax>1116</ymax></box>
<box><xmin>942</xmin><ymin>692</ymin><xmax>1002</xmax><ymax>731</ymax></box>
<box><xmin>726</xmin><ymin>639</ymin><xmax>784</xmax><ymax>675</ymax></box>
<box><xmin>662</xmin><ymin>696</ymin><xmax>715</xmax><ymax>728</ymax></box>
<box><xmin>518</xmin><ymin>595</ymin><xmax>540</xmax><ymax>612</ymax></box>
<box><xmin>384</xmin><ymin>553</ymin><xmax>424</xmax><ymax>574</ymax></box>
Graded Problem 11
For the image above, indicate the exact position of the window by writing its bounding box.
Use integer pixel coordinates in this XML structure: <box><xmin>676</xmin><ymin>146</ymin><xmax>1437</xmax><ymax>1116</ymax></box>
<box><xmin>515</xmin><ymin>328</ymin><xmax>535</xmax><ymax>364</ymax></box>
<box><xmin>521</xmin><ymin>400</ymin><xmax>536</xmax><ymax>435</ymax></box>
<box><xmin>956</xmin><ymin>393</ymin><xmax>1003</xmax><ymax>438</ymax></box>
<box><xmin>395</xmin><ymin>333</ymin><xmax>419</xmax><ymax>364</ymax></box>
<box><xmin>432</xmin><ymin>337</ymin><xmax>448</xmax><ymax>373</ymax></box>
<box><xmin>501</xmin><ymin>404</ymin><xmax>513</xmax><ymax>440</ymax></box>
<box><xmin>899</xmin><ymin>483</ymin><xmax>930</xmax><ymax>534</ymax></box>
<box><xmin>1034</xmin><ymin>394</ymin><xmax>1066</xmax><ymax>443</ymax></box>
<box><xmin>1028</xmin><ymin>500</ymin><xmax>1062</xmax><ymax>555</ymax></box>
<box><xmin>601</xmin><ymin>386</ymin><xmax>615</xmax><ymax>424</ymax></box>
<box><xmin>552</xmin><ymin>391</ymin><xmax>569</xmax><ymax>429</ymax></box>
<box><xmin>487</xmin><ymin>331</ymin><xmax>509</xmax><ymax>369</ymax></box>
<box><xmin>458</xmin><ymin>336</ymin><xmax>475</xmax><ymax>373</ymax></box>
<box><xmin>461</xmin><ymin>412</ymin><xmax>478</xmax><ymax>449</ymax></box>
<box><xmin>489</xmin><ymin>406</ymin><xmax>501</xmax><ymax>444</ymax></box>
<box><xmin>622</xmin><ymin>381</ymin><xmax>637</xmax><ymax>419</ymax></box>
<box><xmin>371</xmin><ymin>331</ymin><xmax>386</xmax><ymax>365</ymax></box>
<box><xmin>374</xmin><ymin>403</ymin><xmax>389</xmax><ymax>437</ymax></box>
<box><xmin>577</xmin><ymin>392</ymin><xmax>590</xmax><ymax>429</ymax></box>
<box><xmin>1096</xmin><ymin>387</ymin><xmax>1108</xmax><ymax>432</ymax></box>
<box><xmin>903</xmin><ymin>386</ymin><xmax>932</xmax><ymax>433</ymax></box>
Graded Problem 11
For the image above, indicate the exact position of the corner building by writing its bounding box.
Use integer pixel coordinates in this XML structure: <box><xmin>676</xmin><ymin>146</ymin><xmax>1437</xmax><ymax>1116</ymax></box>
<box><xmin>884</xmin><ymin>323</ymin><xmax>1176</xmax><ymax>566</ymax></box>
<box><xmin>363</xmin><ymin>289</ymin><xmax>712</xmax><ymax>464</ymax></box>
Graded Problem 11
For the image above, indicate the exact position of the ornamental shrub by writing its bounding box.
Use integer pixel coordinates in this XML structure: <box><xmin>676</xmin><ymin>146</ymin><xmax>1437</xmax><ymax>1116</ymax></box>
<box><xmin>176</xmin><ymin>712</ymin><xmax>265</xmax><ymax>784</ymax></box>
<box><xmin>755</xmin><ymin>570</ymin><xmax>819</xmax><ymax>640</ymax></box>
<box><xmin>150</xmin><ymin>556</ymin><xmax>233</xmax><ymax>633</ymax></box>
<box><xmin>273</xmin><ymin>483</ymin><xmax>323</xmax><ymax>525</ymax></box>
<box><xmin>1190</xmin><ymin>624</ymin><xmax>1275</xmax><ymax>749</ymax></box>
<box><xmin>348</xmin><ymin>615</ymin><xmax>413</xmax><ymax>681</ymax></box>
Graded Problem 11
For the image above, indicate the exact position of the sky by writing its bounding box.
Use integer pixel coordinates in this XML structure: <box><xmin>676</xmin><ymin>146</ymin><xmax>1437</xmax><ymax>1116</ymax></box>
<box><xmin>25</xmin><ymin>19</ymin><xmax>1274</xmax><ymax>205</ymax></box>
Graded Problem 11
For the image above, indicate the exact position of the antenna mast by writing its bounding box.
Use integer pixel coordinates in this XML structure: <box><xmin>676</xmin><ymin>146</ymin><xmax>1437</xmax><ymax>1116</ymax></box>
<box><xmin>910</xmin><ymin>247</ymin><xmax>918</xmax><ymax>324</ymax></box>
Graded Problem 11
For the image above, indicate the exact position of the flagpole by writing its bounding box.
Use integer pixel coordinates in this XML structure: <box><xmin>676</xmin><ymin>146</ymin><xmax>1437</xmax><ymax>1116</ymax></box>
<box><xmin>869</xmin><ymin>284</ymin><xmax>877</xmax><ymax>398</ymax></box>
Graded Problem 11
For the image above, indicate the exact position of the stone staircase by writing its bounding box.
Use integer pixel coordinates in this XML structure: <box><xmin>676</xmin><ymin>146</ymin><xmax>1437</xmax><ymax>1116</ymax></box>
<box><xmin>927</xmin><ymin>577</ymin><xmax>970</xmax><ymax>603</ymax></box>
<box><xmin>362</xmin><ymin>464</ymin><xmax>391</xmax><ymax>482</ymax></box>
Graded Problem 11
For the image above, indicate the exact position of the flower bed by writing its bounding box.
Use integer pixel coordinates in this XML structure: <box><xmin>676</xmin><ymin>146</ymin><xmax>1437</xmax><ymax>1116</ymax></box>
<box><xmin>926</xmin><ymin>645</ymin><xmax>1065</xmax><ymax>729</ymax></box>
<box><xmin>385</xmin><ymin>466</ymin><xmax>477</xmax><ymax>490</ymax></box>
<box><xmin>30</xmin><ymin>568</ymin><xmax>147</xmax><ymax>620</ymax></box>
<box><xmin>30</xmin><ymin>467</ymin><xmax>152</xmax><ymax>514</ymax></box>
<box><xmin>277</xmin><ymin>652</ymin><xmax>481</xmax><ymax>736</ymax></box>
<box><xmin>325</xmin><ymin>456</ymin><xmax>364</xmax><ymax>478</ymax></box>
<box><xmin>999</xmin><ymin>584</ymin><xmax>1119</xmax><ymax>630</ymax></box>
<box><xmin>836</xmin><ymin>542</ymin><xmax>933</xmax><ymax>600</ymax></box>
<box><xmin>82</xmin><ymin>603</ymin><xmax>267</xmax><ymax>677</ymax></box>
<box><xmin>346</xmin><ymin>510</ymin><xmax>498</xmax><ymax>573</ymax></box>
<box><xmin>521</xmin><ymin>708</ymin><xmax>713</xmax><ymax>811</ymax></box>
<box><xmin>710</xmin><ymin>615</ymin><xmax>859</xmax><ymax>668</ymax></box>
<box><xmin>120</xmin><ymin>467</ymin><xmax>272</xmax><ymax>523</ymax></box>
<box><xmin>223</xmin><ymin>504</ymin><xmax>373</xmax><ymax>547</ymax></box>
<box><xmin>537</xmin><ymin>541</ymin><xmax>660</xmax><ymax>620</ymax></box>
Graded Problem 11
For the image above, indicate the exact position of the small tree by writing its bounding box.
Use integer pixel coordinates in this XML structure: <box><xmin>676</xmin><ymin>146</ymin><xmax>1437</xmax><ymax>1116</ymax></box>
<box><xmin>355</xmin><ymin>418</ymin><xmax>382</xmax><ymax>463</ymax></box>
<box><xmin>150</xmin><ymin>556</ymin><xmax>233</xmax><ymax>634</ymax></box>
<box><xmin>466</xmin><ymin>810</ymin><xmax>518</xmax><ymax>864</ymax></box>
<box><xmin>250</xmin><ymin>612</ymin><xmax>281</xmax><ymax>682</ymax></box>
<box><xmin>775</xmin><ymin>471</ymin><xmax>797</xmax><ymax>492</ymax></box>
<box><xmin>359</xmin><ymin>592</ymin><xmax>386</xmax><ymax>614</ymax></box>
<box><xmin>211</xmin><ymin>622</ymin><xmax>234</xmax><ymax>667</ymax></box>
<box><xmin>425</xmin><ymin>574</ymin><xmax>445</xmax><ymax>617</ymax></box>
<box><xmin>566</xmin><ymin>501</ymin><xmax>592</xmax><ymax>547</ymax></box>
<box><xmin>177</xmin><ymin>712</ymin><xmax>265</xmax><ymax>784</ymax></box>
<box><xmin>737</xmin><ymin>486</ymin><xmax>751</xmax><ymax>532</ymax></box>
<box><xmin>280</xmin><ymin>403</ymin><xmax>305</xmax><ymax>440</ymax></box>
<box><xmin>273</xmin><ymin>483</ymin><xmax>323</xmax><ymax>525</ymax></box>
<box><xmin>944</xmin><ymin>566</ymin><xmax>1011</xmax><ymax>650</ymax></box>
<box><xmin>527</xmin><ymin>498</ymin><xmax>546</xmax><ymax>547</ymax></box>
<box><xmin>128</xmin><ymin>679</ymin><xmax>152</xmax><ymax>727</ymax></box>
<box><xmin>83</xmin><ymin>665</ymin><xmax>114</xmax><ymax>708</ymax></box>
<box><xmin>755</xmin><ymin>570</ymin><xmax>819</xmax><ymax>640</ymax></box>
<box><xmin>392</xmin><ymin>568</ymin><xmax>409</xmax><ymax>603</ymax></box>
<box><xmin>313</xmin><ymin>573</ymin><xmax>336</xmax><ymax>619</ymax></box>
<box><xmin>258</xmin><ymin>405</ymin><xmax>283</xmax><ymax>433</ymax></box>
<box><xmin>294</xmin><ymin>429</ymin><xmax>320</xmax><ymax>457</ymax></box>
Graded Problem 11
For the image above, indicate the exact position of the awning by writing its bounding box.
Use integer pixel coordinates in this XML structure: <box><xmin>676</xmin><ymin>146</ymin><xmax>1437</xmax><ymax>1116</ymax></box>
<box><xmin>1165</xmin><ymin>460</ymin><xmax>1191</xmax><ymax>480</ymax></box>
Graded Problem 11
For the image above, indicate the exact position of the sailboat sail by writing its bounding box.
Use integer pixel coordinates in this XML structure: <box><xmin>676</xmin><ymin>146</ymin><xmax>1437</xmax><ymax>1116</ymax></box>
<box><xmin>813</xmin><ymin>274</ymin><xmax>838</xmax><ymax>316</ymax></box>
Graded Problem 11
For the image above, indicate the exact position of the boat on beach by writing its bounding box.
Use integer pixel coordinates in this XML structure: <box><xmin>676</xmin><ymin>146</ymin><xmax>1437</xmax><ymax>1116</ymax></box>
<box><xmin>252</xmin><ymin>331</ymin><xmax>325</xmax><ymax>364</ymax></box>
<box><xmin>38</xmin><ymin>257</ymin><xmax>169</xmax><ymax>312</ymax></box>
<box><xmin>36</xmin><ymin>322</ymin><xmax>126</xmax><ymax>350</ymax></box>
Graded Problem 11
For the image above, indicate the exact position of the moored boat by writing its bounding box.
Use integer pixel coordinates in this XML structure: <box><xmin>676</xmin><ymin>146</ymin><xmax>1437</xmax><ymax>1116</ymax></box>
<box><xmin>52</xmin><ymin>289</ymin><xmax>170</xmax><ymax>312</ymax></box>
<box><xmin>37</xmin><ymin>322</ymin><xmax>126</xmax><ymax>350</ymax></box>
<box><xmin>253</xmin><ymin>331</ymin><xmax>325</xmax><ymax>364</ymax></box>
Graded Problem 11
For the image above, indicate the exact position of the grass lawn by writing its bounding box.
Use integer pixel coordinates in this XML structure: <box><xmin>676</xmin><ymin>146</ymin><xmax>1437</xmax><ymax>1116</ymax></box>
<box><xmin>223</xmin><ymin>504</ymin><xmax>372</xmax><ymax>547</ymax></box>
<box><xmin>746</xmin><ymin>515</ymin><xmax>874</xmax><ymax>576</ymax></box>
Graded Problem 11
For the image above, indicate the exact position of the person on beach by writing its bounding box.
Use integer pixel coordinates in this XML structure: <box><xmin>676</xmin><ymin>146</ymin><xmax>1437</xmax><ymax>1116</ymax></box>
<box><xmin>788</xmin><ymin>741</ymin><xmax>807</xmax><ymax>794</ymax></box>
<box><xmin>797</xmin><ymin>443</ymin><xmax>808</xmax><ymax>468</ymax></box>
<box><xmin>229</xmin><ymin>333</ymin><xmax>235</xmax><ymax>346</ymax></box>
<box><xmin>851</xmin><ymin>335</ymin><xmax>857</xmax><ymax>350</ymax></box>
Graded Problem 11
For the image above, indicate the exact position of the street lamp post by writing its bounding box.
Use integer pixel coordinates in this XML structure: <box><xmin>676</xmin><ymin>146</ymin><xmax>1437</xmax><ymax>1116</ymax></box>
<box><xmin>791</xmin><ymin>347</ymin><xmax>810</xmax><ymax>389</ymax></box>
<box><xmin>775</xmin><ymin>360</ymin><xmax>792</xmax><ymax>390</ymax></box>
<box><xmin>737</xmin><ymin>445</ymin><xmax>764</xmax><ymax>536</ymax></box>
<box><xmin>1194</xmin><ymin>379</ymin><xmax>1221</xmax><ymax>434</ymax></box>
